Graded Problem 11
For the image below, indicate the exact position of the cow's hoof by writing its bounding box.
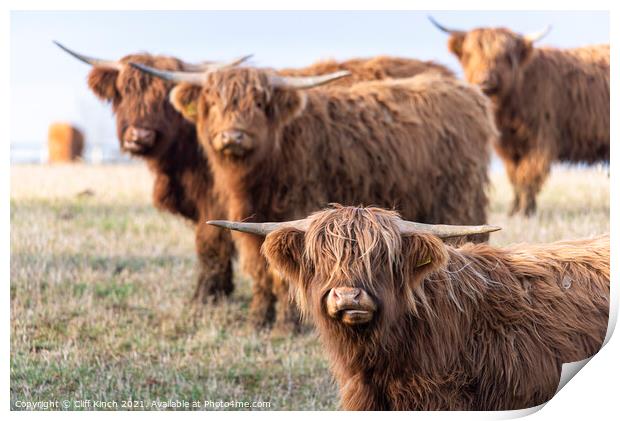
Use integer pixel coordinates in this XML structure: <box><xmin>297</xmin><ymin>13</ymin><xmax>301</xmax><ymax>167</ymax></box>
<box><xmin>191</xmin><ymin>272</ymin><xmax>234</xmax><ymax>305</ymax></box>
<box><xmin>508</xmin><ymin>202</ymin><xmax>521</xmax><ymax>216</ymax></box>
<box><xmin>248</xmin><ymin>308</ymin><xmax>275</xmax><ymax>330</ymax></box>
<box><xmin>523</xmin><ymin>201</ymin><xmax>537</xmax><ymax>217</ymax></box>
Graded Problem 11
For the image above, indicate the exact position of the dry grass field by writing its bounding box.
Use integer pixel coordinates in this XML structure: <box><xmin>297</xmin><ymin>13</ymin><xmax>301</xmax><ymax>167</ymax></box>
<box><xmin>10</xmin><ymin>163</ymin><xmax>609</xmax><ymax>410</ymax></box>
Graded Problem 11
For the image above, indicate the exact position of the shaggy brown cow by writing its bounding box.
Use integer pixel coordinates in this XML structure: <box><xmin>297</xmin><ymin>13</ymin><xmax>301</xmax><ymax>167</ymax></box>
<box><xmin>430</xmin><ymin>18</ymin><xmax>610</xmax><ymax>215</ymax></box>
<box><xmin>131</xmin><ymin>63</ymin><xmax>496</xmax><ymax>331</ymax></box>
<box><xmin>56</xmin><ymin>42</ymin><xmax>243</xmax><ymax>302</ymax></box>
<box><xmin>210</xmin><ymin>205</ymin><xmax>610</xmax><ymax>410</ymax></box>
<box><xmin>58</xmin><ymin>42</ymin><xmax>451</xmax><ymax>304</ymax></box>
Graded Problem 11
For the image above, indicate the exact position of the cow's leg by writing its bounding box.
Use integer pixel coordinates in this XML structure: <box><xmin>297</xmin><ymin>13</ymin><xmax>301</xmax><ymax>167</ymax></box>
<box><xmin>152</xmin><ymin>172</ymin><xmax>199</xmax><ymax>222</ymax></box>
<box><xmin>518</xmin><ymin>187</ymin><xmax>537</xmax><ymax>217</ymax></box>
<box><xmin>271</xmin><ymin>269</ymin><xmax>301</xmax><ymax>335</ymax></box>
<box><xmin>237</xmin><ymin>234</ymin><xmax>276</xmax><ymax>327</ymax></box>
<box><xmin>503</xmin><ymin>160</ymin><xmax>523</xmax><ymax>216</ymax></box>
<box><xmin>248</xmin><ymin>261</ymin><xmax>276</xmax><ymax>328</ymax></box>
<box><xmin>514</xmin><ymin>149</ymin><xmax>552</xmax><ymax>217</ymax></box>
<box><xmin>192</xmin><ymin>222</ymin><xmax>234</xmax><ymax>303</ymax></box>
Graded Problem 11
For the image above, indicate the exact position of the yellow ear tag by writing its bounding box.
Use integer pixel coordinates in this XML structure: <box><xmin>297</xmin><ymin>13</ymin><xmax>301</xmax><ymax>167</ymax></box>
<box><xmin>416</xmin><ymin>256</ymin><xmax>432</xmax><ymax>268</ymax></box>
<box><xmin>185</xmin><ymin>102</ymin><xmax>197</xmax><ymax>117</ymax></box>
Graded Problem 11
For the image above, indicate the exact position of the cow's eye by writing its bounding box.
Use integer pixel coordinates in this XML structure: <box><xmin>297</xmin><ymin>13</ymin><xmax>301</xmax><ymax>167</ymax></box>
<box><xmin>256</xmin><ymin>100</ymin><xmax>264</xmax><ymax>110</ymax></box>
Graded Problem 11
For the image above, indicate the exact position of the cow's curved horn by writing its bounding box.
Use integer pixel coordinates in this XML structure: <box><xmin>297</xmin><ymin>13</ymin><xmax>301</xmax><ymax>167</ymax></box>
<box><xmin>129</xmin><ymin>62</ymin><xmax>206</xmax><ymax>85</ymax></box>
<box><xmin>268</xmin><ymin>70</ymin><xmax>351</xmax><ymax>90</ymax></box>
<box><xmin>54</xmin><ymin>41</ymin><xmax>122</xmax><ymax>70</ymax></box>
<box><xmin>207</xmin><ymin>219</ymin><xmax>310</xmax><ymax>236</ymax></box>
<box><xmin>428</xmin><ymin>16</ymin><xmax>465</xmax><ymax>35</ymax></box>
<box><xmin>396</xmin><ymin>220</ymin><xmax>501</xmax><ymax>239</ymax></box>
<box><xmin>181</xmin><ymin>54</ymin><xmax>253</xmax><ymax>71</ymax></box>
<box><xmin>524</xmin><ymin>25</ymin><xmax>552</xmax><ymax>43</ymax></box>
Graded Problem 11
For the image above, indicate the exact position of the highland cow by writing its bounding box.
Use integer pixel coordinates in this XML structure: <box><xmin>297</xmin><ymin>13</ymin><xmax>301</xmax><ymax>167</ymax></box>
<box><xmin>58</xmin><ymin>42</ymin><xmax>451</xmax><ymax>304</ymax></box>
<box><xmin>56</xmin><ymin>42</ymin><xmax>243</xmax><ymax>302</ymax></box>
<box><xmin>430</xmin><ymin>18</ymin><xmax>610</xmax><ymax>215</ymax></box>
<box><xmin>210</xmin><ymin>205</ymin><xmax>610</xmax><ymax>410</ymax></box>
<box><xmin>131</xmin><ymin>62</ymin><xmax>496</xmax><ymax>331</ymax></box>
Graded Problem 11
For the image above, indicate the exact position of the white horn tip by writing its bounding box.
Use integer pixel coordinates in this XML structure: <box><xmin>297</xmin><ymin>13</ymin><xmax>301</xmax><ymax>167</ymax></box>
<box><xmin>525</xmin><ymin>25</ymin><xmax>552</xmax><ymax>42</ymax></box>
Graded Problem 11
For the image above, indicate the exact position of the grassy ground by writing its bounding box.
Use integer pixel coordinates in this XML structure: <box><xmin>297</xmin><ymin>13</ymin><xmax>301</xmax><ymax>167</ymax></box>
<box><xmin>10</xmin><ymin>164</ymin><xmax>609</xmax><ymax>410</ymax></box>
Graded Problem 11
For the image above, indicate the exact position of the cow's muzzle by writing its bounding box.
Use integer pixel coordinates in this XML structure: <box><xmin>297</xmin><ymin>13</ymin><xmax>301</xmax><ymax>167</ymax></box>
<box><xmin>477</xmin><ymin>74</ymin><xmax>500</xmax><ymax>95</ymax></box>
<box><xmin>213</xmin><ymin>129</ymin><xmax>253</xmax><ymax>157</ymax></box>
<box><xmin>122</xmin><ymin>126</ymin><xmax>156</xmax><ymax>153</ymax></box>
<box><xmin>326</xmin><ymin>287</ymin><xmax>377</xmax><ymax>325</ymax></box>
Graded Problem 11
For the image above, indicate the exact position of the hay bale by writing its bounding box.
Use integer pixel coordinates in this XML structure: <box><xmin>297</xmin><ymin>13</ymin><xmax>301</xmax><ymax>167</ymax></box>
<box><xmin>48</xmin><ymin>123</ymin><xmax>84</xmax><ymax>163</ymax></box>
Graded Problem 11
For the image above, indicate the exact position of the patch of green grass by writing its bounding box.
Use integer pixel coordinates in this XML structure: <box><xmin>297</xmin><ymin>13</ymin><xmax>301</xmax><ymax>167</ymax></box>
<box><xmin>93</xmin><ymin>281</ymin><xmax>135</xmax><ymax>301</ymax></box>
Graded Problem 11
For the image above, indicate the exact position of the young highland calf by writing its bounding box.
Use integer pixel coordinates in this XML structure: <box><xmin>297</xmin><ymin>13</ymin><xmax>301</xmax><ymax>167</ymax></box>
<box><xmin>430</xmin><ymin>19</ymin><xmax>610</xmax><ymax>216</ymax></box>
<box><xmin>130</xmin><ymin>63</ymin><xmax>496</xmax><ymax>330</ymax></box>
<box><xmin>57</xmin><ymin>42</ymin><xmax>452</xmax><ymax>304</ymax></box>
<box><xmin>210</xmin><ymin>206</ymin><xmax>609</xmax><ymax>410</ymax></box>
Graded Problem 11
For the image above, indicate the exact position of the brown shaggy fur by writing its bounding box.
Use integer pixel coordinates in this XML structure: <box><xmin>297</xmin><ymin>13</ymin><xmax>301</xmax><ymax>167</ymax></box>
<box><xmin>171</xmin><ymin>68</ymin><xmax>496</xmax><ymax>329</ymax></box>
<box><xmin>262</xmin><ymin>205</ymin><xmax>610</xmax><ymax>410</ymax></box>
<box><xmin>444</xmin><ymin>27</ymin><xmax>609</xmax><ymax>215</ymax></box>
<box><xmin>279</xmin><ymin>55</ymin><xmax>454</xmax><ymax>82</ymax></box>
<box><xmin>86</xmin><ymin>54</ymin><xmax>453</xmax><ymax>303</ymax></box>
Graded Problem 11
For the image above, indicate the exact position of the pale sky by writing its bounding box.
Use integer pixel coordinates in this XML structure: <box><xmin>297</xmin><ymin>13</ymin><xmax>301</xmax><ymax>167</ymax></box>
<box><xmin>10</xmin><ymin>10</ymin><xmax>609</xmax><ymax>151</ymax></box>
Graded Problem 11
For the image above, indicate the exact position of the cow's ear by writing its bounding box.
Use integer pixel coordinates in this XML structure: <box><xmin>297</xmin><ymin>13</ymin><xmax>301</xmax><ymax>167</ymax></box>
<box><xmin>262</xmin><ymin>228</ymin><xmax>306</xmax><ymax>286</ymax></box>
<box><xmin>402</xmin><ymin>233</ymin><xmax>449</xmax><ymax>290</ymax></box>
<box><xmin>518</xmin><ymin>39</ymin><xmax>535</xmax><ymax>64</ymax></box>
<box><xmin>266</xmin><ymin>88</ymin><xmax>307</xmax><ymax>127</ymax></box>
<box><xmin>87</xmin><ymin>67</ymin><xmax>120</xmax><ymax>102</ymax></box>
<box><xmin>170</xmin><ymin>83</ymin><xmax>202</xmax><ymax>123</ymax></box>
<box><xmin>447</xmin><ymin>34</ymin><xmax>465</xmax><ymax>58</ymax></box>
